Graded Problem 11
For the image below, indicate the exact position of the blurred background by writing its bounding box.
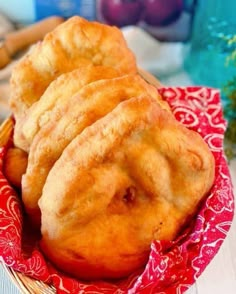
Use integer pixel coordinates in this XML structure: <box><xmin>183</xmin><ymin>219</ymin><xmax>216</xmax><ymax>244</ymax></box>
<box><xmin>0</xmin><ymin>0</ymin><xmax>235</xmax><ymax>155</ymax></box>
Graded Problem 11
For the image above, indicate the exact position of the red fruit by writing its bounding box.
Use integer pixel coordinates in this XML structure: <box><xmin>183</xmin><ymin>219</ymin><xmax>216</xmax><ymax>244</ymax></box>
<box><xmin>100</xmin><ymin>0</ymin><xmax>144</xmax><ymax>27</ymax></box>
<box><xmin>143</xmin><ymin>0</ymin><xmax>183</xmax><ymax>26</ymax></box>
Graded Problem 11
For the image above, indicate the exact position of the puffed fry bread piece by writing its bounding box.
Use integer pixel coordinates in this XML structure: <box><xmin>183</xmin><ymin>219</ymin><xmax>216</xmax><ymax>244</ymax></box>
<box><xmin>39</xmin><ymin>95</ymin><xmax>215</xmax><ymax>280</ymax></box>
<box><xmin>22</xmin><ymin>75</ymin><xmax>168</xmax><ymax>227</ymax></box>
<box><xmin>0</xmin><ymin>118</ymin><xmax>28</xmax><ymax>188</ymax></box>
<box><xmin>10</xmin><ymin>16</ymin><xmax>137</xmax><ymax>119</ymax></box>
<box><xmin>3</xmin><ymin>147</ymin><xmax>28</xmax><ymax>188</ymax></box>
<box><xmin>13</xmin><ymin>65</ymin><xmax>120</xmax><ymax>151</ymax></box>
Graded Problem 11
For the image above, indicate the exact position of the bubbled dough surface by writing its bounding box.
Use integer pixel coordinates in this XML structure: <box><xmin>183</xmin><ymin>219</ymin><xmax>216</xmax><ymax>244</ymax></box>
<box><xmin>39</xmin><ymin>96</ymin><xmax>215</xmax><ymax>279</ymax></box>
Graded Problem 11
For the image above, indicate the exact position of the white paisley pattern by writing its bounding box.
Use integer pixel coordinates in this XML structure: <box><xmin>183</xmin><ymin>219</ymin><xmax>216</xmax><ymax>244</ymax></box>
<box><xmin>0</xmin><ymin>87</ymin><xmax>234</xmax><ymax>293</ymax></box>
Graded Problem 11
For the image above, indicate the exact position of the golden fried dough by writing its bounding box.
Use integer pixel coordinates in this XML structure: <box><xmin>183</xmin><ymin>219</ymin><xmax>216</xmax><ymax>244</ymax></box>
<box><xmin>13</xmin><ymin>65</ymin><xmax>120</xmax><ymax>151</ymax></box>
<box><xmin>10</xmin><ymin>16</ymin><xmax>137</xmax><ymax>119</ymax></box>
<box><xmin>39</xmin><ymin>96</ymin><xmax>215</xmax><ymax>280</ymax></box>
<box><xmin>3</xmin><ymin>147</ymin><xmax>28</xmax><ymax>188</ymax></box>
<box><xmin>22</xmin><ymin>75</ymin><xmax>168</xmax><ymax>227</ymax></box>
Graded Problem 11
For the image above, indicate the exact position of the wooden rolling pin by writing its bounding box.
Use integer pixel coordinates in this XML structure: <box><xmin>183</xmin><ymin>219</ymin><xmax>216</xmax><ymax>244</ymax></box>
<box><xmin>0</xmin><ymin>16</ymin><xmax>64</xmax><ymax>69</ymax></box>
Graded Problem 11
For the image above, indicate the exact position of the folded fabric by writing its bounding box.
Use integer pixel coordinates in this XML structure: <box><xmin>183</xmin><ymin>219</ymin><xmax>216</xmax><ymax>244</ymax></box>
<box><xmin>122</xmin><ymin>26</ymin><xmax>186</xmax><ymax>77</ymax></box>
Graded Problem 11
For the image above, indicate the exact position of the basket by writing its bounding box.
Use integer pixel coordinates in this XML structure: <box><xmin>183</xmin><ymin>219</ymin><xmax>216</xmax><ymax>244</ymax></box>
<box><xmin>0</xmin><ymin>68</ymin><xmax>161</xmax><ymax>294</ymax></box>
<box><xmin>2</xmin><ymin>262</ymin><xmax>55</xmax><ymax>294</ymax></box>
<box><xmin>0</xmin><ymin>83</ymin><xmax>234</xmax><ymax>294</ymax></box>
<box><xmin>0</xmin><ymin>118</ymin><xmax>56</xmax><ymax>294</ymax></box>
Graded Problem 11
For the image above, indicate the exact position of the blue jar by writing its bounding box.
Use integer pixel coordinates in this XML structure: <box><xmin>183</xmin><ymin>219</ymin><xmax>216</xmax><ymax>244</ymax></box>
<box><xmin>184</xmin><ymin>0</ymin><xmax>236</xmax><ymax>103</ymax></box>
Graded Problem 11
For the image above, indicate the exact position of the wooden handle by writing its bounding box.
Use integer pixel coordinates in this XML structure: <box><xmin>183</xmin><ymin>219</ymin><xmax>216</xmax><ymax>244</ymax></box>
<box><xmin>0</xmin><ymin>16</ymin><xmax>64</xmax><ymax>69</ymax></box>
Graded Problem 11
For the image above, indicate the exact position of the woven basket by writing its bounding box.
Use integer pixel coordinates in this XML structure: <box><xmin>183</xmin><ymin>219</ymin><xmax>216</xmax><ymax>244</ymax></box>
<box><xmin>0</xmin><ymin>118</ymin><xmax>56</xmax><ymax>294</ymax></box>
<box><xmin>0</xmin><ymin>69</ymin><xmax>162</xmax><ymax>294</ymax></box>
<box><xmin>2</xmin><ymin>262</ymin><xmax>56</xmax><ymax>294</ymax></box>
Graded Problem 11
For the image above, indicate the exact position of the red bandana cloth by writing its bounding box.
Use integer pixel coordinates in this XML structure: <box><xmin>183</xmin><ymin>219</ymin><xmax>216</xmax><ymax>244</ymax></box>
<box><xmin>0</xmin><ymin>87</ymin><xmax>234</xmax><ymax>293</ymax></box>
